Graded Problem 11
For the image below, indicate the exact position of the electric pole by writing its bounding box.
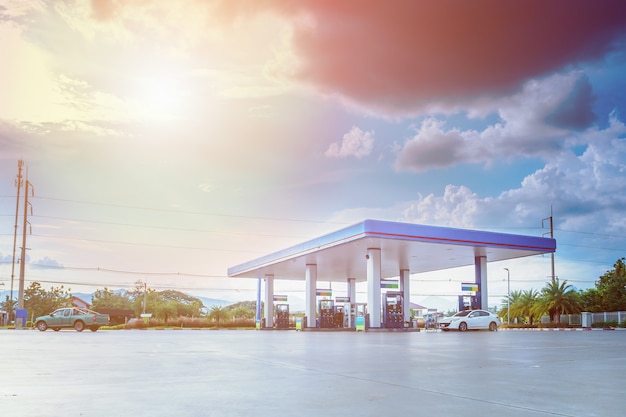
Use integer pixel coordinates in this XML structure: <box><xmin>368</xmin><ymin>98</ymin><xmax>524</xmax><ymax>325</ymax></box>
<box><xmin>542</xmin><ymin>206</ymin><xmax>555</xmax><ymax>282</ymax></box>
<box><xmin>17</xmin><ymin>176</ymin><xmax>34</xmax><ymax>313</ymax></box>
<box><xmin>10</xmin><ymin>160</ymin><xmax>23</xmax><ymax>304</ymax></box>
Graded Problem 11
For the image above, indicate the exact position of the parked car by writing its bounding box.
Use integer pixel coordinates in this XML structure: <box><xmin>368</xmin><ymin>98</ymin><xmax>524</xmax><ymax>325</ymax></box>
<box><xmin>35</xmin><ymin>307</ymin><xmax>110</xmax><ymax>332</ymax></box>
<box><xmin>439</xmin><ymin>309</ymin><xmax>500</xmax><ymax>332</ymax></box>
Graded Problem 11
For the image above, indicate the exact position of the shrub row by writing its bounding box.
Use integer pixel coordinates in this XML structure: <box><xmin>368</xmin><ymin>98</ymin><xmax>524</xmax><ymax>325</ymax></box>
<box><xmin>124</xmin><ymin>317</ymin><xmax>256</xmax><ymax>329</ymax></box>
<box><xmin>590</xmin><ymin>321</ymin><xmax>626</xmax><ymax>328</ymax></box>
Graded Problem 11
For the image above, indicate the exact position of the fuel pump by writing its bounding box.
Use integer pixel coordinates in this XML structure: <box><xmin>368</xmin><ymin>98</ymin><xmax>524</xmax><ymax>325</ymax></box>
<box><xmin>458</xmin><ymin>295</ymin><xmax>479</xmax><ymax>311</ymax></box>
<box><xmin>383</xmin><ymin>291</ymin><xmax>404</xmax><ymax>328</ymax></box>
<box><xmin>354</xmin><ymin>303</ymin><xmax>368</xmax><ymax>330</ymax></box>
<box><xmin>318</xmin><ymin>299</ymin><xmax>335</xmax><ymax>328</ymax></box>
<box><xmin>275</xmin><ymin>303</ymin><xmax>290</xmax><ymax>329</ymax></box>
<box><xmin>333</xmin><ymin>304</ymin><xmax>344</xmax><ymax>328</ymax></box>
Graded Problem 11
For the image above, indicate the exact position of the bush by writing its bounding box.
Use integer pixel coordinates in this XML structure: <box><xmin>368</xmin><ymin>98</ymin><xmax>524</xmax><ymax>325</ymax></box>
<box><xmin>120</xmin><ymin>316</ymin><xmax>256</xmax><ymax>329</ymax></box>
<box><xmin>101</xmin><ymin>324</ymin><xmax>125</xmax><ymax>330</ymax></box>
<box><xmin>225</xmin><ymin>318</ymin><xmax>255</xmax><ymax>329</ymax></box>
<box><xmin>537</xmin><ymin>322</ymin><xmax>578</xmax><ymax>329</ymax></box>
<box><xmin>591</xmin><ymin>321</ymin><xmax>618</xmax><ymax>328</ymax></box>
<box><xmin>502</xmin><ymin>323</ymin><xmax>536</xmax><ymax>329</ymax></box>
<box><xmin>165</xmin><ymin>317</ymin><xmax>211</xmax><ymax>328</ymax></box>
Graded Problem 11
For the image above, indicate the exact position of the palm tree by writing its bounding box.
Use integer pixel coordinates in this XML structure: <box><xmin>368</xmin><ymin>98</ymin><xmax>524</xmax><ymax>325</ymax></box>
<box><xmin>208</xmin><ymin>305</ymin><xmax>230</xmax><ymax>327</ymax></box>
<box><xmin>537</xmin><ymin>278</ymin><xmax>580</xmax><ymax>324</ymax></box>
<box><xmin>500</xmin><ymin>289</ymin><xmax>523</xmax><ymax>324</ymax></box>
<box><xmin>231</xmin><ymin>305</ymin><xmax>254</xmax><ymax>320</ymax></box>
<box><xmin>513</xmin><ymin>289</ymin><xmax>540</xmax><ymax>325</ymax></box>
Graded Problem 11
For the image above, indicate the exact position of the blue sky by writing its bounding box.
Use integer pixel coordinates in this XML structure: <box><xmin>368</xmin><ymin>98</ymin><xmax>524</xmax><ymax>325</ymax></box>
<box><xmin>1</xmin><ymin>1</ymin><xmax>626</xmax><ymax>311</ymax></box>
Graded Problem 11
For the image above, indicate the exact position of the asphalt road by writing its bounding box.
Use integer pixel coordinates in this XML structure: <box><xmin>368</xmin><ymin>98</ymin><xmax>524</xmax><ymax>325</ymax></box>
<box><xmin>1</xmin><ymin>329</ymin><xmax>624</xmax><ymax>417</ymax></box>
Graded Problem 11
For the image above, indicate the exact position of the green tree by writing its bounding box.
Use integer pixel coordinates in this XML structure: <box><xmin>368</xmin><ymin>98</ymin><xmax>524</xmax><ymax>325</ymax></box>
<box><xmin>226</xmin><ymin>301</ymin><xmax>257</xmax><ymax>319</ymax></box>
<box><xmin>230</xmin><ymin>305</ymin><xmax>255</xmax><ymax>320</ymax></box>
<box><xmin>578</xmin><ymin>287</ymin><xmax>602</xmax><ymax>312</ymax></box>
<box><xmin>1</xmin><ymin>296</ymin><xmax>17</xmax><ymax>323</ymax></box>
<box><xmin>126</xmin><ymin>285</ymin><xmax>204</xmax><ymax>319</ymax></box>
<box><xmin>500</xmin><ymin>289</ymin><xmax>523</xmax><ymax>324</ymax></box>
<box><xmin>514</xmin><ymin>289</ymin><xmax>540</xmax><ymax>325</ymax></box>
<box><xmin>594</xmin><ymin>258</ymin><xmax>626</xmax><ymax>311</ymax></box>
<box><xmin>132</xmin><ymin>288</ymin><xmax>157</xmax><ymax>316</ymax></box>
<box><xmin>153</xmin><ymin>300</ymin><xmax>178</xmax><ymax>322</ymax></box>
<box><xmin>24</xmin><ymin>282</ymin><xmax>72</xmax><ymax>319</ymax></box>
<box><xmin>156</xmin><ymin>290</ymin><xmax>204</xmax><ymax>317</ymax></box>
<box><xmin>537</xmin><ymin>278</ymin><xmax>581</xmax><ymax>324</ymax></box>
<box><xmin>207</xmin><ymin>305</ymin><xmax>230</xmax><ymax>326</ymax></box>
<box><xmin>91</xmin><ymin>288</ymin><xmax>133</xmax><ymax>310</ymax></box>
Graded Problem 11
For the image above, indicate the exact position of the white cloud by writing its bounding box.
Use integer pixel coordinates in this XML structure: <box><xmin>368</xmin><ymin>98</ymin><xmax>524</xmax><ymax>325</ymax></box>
<box><xmin>334</xmin><ymin>112</ymin><xmax>626</xmax><ymax>241</ymax></box>
<box><xmin>325</xmin><ymin>126</ymin><xmax>374</xmax><ymax>159</ymax></box>
<box><xmin>394</xmin><ymin>118</ymin><xmax>483</xmax><ymax>172</ymax></box>
<box><xmin>398</xmin><ymin>185</ymin><xmax>480</xmax><ymax>228</ymax></box>
<box><xmin>198</xmin><ymin>183</ymin><xmax>216</xmax><ymax>193</ymax></box>
<box><xmin>395</xmin><ymin>72</ymin><xmax>595</xmax><ymax>172</ymax></box>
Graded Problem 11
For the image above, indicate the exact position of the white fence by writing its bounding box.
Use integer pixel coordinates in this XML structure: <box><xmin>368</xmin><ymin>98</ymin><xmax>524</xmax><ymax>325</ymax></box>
<box><xmin>541</xmin><ymin>311</ymin><xmax>626</xmax><ymax>326</ymax></box>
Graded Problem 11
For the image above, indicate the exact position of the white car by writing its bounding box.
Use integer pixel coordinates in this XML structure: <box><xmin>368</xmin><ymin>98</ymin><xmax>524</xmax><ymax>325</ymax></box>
<box><xmin>439</xmin><ymin>309</ymin><xmax>500</xmax><ymax>332</ymax></box>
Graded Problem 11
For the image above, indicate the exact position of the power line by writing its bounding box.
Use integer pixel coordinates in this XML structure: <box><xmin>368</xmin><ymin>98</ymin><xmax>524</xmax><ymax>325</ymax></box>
<box><xmin>559</xmin><ymin>243</ymin><xmax>626</xmax><ymax>252</ymax></box>
<box><xmin>555</xmin><ymin>228</ymin><xmax>626</xmax><ymax>240</ymax></box>
<box><xmin>31</xmin><ymin>195</ymin><xmax>348</xmax><ymax>225</ymax></box>
<box><xmin>0</xmin><ymin>277</ymin><xmax>253</xmax><ymax>292</ymax></box>
<box><xmin>30</xmin><ymin>233</ymin><xmax>268</xmax><ymax>254</ymax></box>
<box><xmin>22</xmin><ymin>263</ymin><xmax>230</xmax><ymax>278</ymax></box>
<box><xmin>30</xmin><ymin>214</ymin><xmax>312</xmax><ymax>240</ymax></box>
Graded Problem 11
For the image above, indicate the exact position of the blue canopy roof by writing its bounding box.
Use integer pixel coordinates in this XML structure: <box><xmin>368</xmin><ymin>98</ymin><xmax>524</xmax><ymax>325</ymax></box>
<box><xmin>228</xmin><ymin>219</ymin><xmax>556</xmax><ymax>282</ymax></box>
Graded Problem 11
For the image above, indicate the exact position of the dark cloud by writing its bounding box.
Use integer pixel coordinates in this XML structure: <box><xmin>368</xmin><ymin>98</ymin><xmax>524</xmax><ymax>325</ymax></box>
<box><xmin>544</xmin><ymin>76</ymin><xmax>596</xmax><ymax>130</ymax></box>
<box><xmin>394</xmin><ymin>120</ymin><xmax>470</xmax><ymax>172</ymax></box>
<box><xmin>275</xmin><ymin>0</ymin><xmax>626</xmax><ymax>114</ymax></box>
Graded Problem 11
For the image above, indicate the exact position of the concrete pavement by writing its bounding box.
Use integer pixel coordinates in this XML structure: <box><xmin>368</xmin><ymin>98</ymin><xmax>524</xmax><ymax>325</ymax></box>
<box><xmin>1</xmin><ymin>329</ymin><xmax>624</xmax><ymax>417</ymax></box>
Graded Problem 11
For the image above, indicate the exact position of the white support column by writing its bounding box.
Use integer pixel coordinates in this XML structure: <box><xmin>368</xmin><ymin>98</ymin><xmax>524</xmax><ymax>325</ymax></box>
<box><xmin>367</xmin><ymin>248</ymin><xmax>382</xmax><ymax>328</ymax></box>
<box><xmin>474</xmin><ymin>256</ymin><xmax>488</xmax><ymax>310</ymax></box>
<box><xmin>347</xmin><ymin>278</ymin><xmax>356</xmax><ymax>302</ymax></box>
<box><xmin>305</xmin><ymin>264</ymin><xmax>317</xmax><ymax>328</ymax></box>
<box><xmin>347</xmin><ymin>277</ymin><xmax>356</xmax><ymax>328</ymax></box>
<box><xmin>264</xmin><ymin>274</ymin><xmax>274</xmax><ymax>328</ymax></box>
<box><xmin>400</xmin><ymin>269</ymin><xmax>411</xmax><ymax>323</ymax></box>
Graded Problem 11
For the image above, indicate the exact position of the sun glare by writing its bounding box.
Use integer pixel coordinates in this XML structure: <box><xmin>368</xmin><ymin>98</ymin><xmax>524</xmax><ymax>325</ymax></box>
<box><xmin>132</xmin><ymin>74</ymin><xmax>188</xmax><ymax>121</ymax></box>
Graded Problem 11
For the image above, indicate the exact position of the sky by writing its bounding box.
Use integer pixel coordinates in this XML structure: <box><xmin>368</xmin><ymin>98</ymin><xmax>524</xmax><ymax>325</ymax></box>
<box><xmin>1</xmin><ymin>0</ymin><xmax>626</xmax><ymax>312</ymax></box>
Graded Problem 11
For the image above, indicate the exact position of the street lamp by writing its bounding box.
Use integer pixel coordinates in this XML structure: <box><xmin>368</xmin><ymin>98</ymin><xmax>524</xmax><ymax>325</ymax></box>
<box><xmin>503</xmin><ymin>268</ymin><xmax>510</xmax><ymax>325</ymax></box>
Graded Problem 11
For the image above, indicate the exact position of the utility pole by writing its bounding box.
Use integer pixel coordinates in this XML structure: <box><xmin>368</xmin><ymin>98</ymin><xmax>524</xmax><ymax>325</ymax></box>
<box><xmin>542</xmin><ymin>206</ymin><xmax>555</xmax><ymax>282</ymax></box>
<box><xmin>17</xmin><ymin>176</ymin><xmax>34</xmax><ymax>313</ymax></box>
<box><xmin>10</xmin><ymin>160</ymin><xmax>23</xmax><ymax>304</ymax></box>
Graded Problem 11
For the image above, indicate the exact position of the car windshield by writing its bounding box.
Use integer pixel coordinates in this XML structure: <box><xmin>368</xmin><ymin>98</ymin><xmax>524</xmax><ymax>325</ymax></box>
<box><xmin>453</xmin><ymin>311</ymin><xmax>471</xmax><ymax>317</ymax></box>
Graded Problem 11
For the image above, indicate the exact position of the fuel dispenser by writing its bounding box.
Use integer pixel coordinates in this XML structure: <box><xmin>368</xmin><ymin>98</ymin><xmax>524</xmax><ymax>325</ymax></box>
<box><xmin>458</xmin><ymin>295</ymin><xmax>479</xmax><ymax>311</ymax></box>
<box><xmin>383</xmin><ymin>291</ymin><xmax>404</xmax><ymax>328</ymax></box>
<box><xmin>318</xmin><ymin>299</ymin><xmax>335</xmax><ymax>328</ymax></box>
<box><xmin>354</xmin><ymin>303</ymin><xmax>368</xmax><ymax>330</ymax></box>
<box><xmin>333</xmin><ymin>304</ymin><xmax>345</xmax><ymax>328</ymax></box>
<box><xmin>275</xmin><ymin>303</ymin><xmax>290</xmax><ymax>329</ymax></box>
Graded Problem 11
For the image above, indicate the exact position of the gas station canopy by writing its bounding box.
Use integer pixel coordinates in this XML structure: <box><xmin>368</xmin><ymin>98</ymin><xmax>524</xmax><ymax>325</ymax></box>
<box><xmin>227</xmin><ymin>219</ymin><xmax>556</xmax><ymax>281</ymax></box>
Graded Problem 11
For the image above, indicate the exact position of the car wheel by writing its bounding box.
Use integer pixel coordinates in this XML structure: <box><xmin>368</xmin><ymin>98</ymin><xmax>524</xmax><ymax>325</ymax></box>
<box><xmin>458</xmin><ymin>322</ymin><xmax>468</xmax><ymax>332</ymax></box>
<box><xmin>489</xmin><ymin>321</ymin><xmax>498</xmax><ymax>331</ymax></box>
<box><xmin>74</xmin><ymin>320</ymin><xmax>85</xmax><ymax>332</ymax></box>
<box><xmin>36</xmin><ymin>321</ymin><xmax>48</xmax><ymax>332</ymax></box>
